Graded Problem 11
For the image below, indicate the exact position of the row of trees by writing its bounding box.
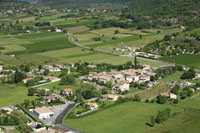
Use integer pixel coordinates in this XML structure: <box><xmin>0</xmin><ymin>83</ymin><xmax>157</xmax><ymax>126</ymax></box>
<box><xmin>151</xmin><ymin>108</ymin><xmax>171</xmax><ymax>127</ymax></box>
<box><xmin>0</xmin><ymin>111</ymin><xmax>30</xmax><ymax>126</ymax></box>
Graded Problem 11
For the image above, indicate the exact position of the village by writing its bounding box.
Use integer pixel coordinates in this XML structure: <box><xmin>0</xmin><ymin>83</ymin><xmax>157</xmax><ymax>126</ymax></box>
<box><xmin>1</xmin><ymin>58</ymin><xmax>200</xmax><ymax>133</ymax></box>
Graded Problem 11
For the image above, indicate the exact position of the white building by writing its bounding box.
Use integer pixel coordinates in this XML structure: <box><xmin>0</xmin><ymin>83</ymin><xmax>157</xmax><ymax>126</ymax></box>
<box><xmin>33</xmin><ymin>107</ymin><xmax>54</xmax><ymax>119</ymax></box>
<box><xmin>0</xmin><ymin>66</ymin><xmax>3</xmax><ymax>72</ymax></box>
<box><xmin>112</xmin><ymin>81</ymin><xmax>129</xmax><ymax>92</ymax></box>
<box><xmin>98</xmin><ymin>76</ymin><xmax>112</xmax><ymax>84</ymax></box>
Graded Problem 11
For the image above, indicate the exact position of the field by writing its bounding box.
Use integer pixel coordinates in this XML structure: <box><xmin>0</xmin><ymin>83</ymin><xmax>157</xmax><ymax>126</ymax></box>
<box><xmin>0</xmin><ymin>86</ymin><xmax>36</xmax><ymax>108</ymax></box>
<box><xmin>63</xmin><ymin>102</ymin><xmax>183</xmax><ymax>133</ymax></box>
<box><xmin>160</xmin><ymin>54</ymin><xmax>200</xmax><ymax>69</ymax></box>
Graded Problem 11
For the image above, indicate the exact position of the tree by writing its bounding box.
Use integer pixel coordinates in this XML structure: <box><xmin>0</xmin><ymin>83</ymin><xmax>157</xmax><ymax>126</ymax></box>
<box><xmin>134</xmin><ymin>55</ymin><xmax>138</xmax><ymax>69</ymax></box>
<box><xmin>60</xmin><ymin>75</ymin><xmax>75</xmax><ymax>85</ymax></box>
<box><xmin>114</xmin><ymin>30</ymin><xmax>120</xmax><ymax>34</ymax></box>
<box><xmin>151</xmin><ymin>116</ymin><xmax>155</xmax><ymax>127</ymax></box>
<box><xmin>164</xmin><ymin>35</ymin><xmax>172</xmax><ymax>41</ymax></box>
<box><xmin>106</xmin><ymin>81</ymin><xmax>113</xmax><ymax>88</ymax></box>
<box><xmin>157</xmin><ymin>96</ymin><xmax>167</xmax><ymax>104</ymax></box>
<box><xmin>14</xmin><ymin>70</ymin><xmax>26</xmax><ymax>83</ymax></box>
<box><xmin>44</xmin><ymin>69</ymin><xmax>49</xmax><ymax>76</ymax></box>
<box><xmin>170</xmin><ymin>85</ymin><xmax>180</xmax><ymax>95</ymax></box>
<box><xmin>133</xmin><ymin>95</ymin><xmax>141</xmax><ymax>102</ymax></box>
<box><xmin>28</xmin><ymin>88</ymin><xmax>36</xmax><ymax>96</ymax></box>
<box><xmin>38</xmin><ymin>65</ymin><xmax>42</xmax><ymax>70</ymax></box>
<box><xmin>181</xmin><ymin>67</ymin><xmax>196</xmax><ymax>79</ymax></box>
<box><xmin>26</xmin><ymin>80</ymin><xmax>35</xmax><ymax>87</ymax></box>
<box><xmin>24</xmin><ymin>99</ymin><xmax>30</xmax><ymax>108</ymax></box>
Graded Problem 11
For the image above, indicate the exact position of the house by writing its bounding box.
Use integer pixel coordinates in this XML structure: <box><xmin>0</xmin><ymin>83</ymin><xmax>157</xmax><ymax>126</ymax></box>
<box><xmin>37</xmin><ymin>88</ymin><xmax>50</xmax><ymax>93</ymax></box>
<box><xmin>159</xmin><ymin>93</ymin><xmax>177</xmax><ymax>99</ymax></box>
<box><xmin>98</xmin><ymin>76</ymin><xmax>112</xmax><ymax>84</ymax></box>
<box><xmin>43</xmin><ymin>76</ymin><xmax>60</xmax><ymax>82</ymax></box>
<box><xmin>107</xmin><ymin>94</ymin><xmax>119</xmax><ymax>101</ymax></box>
<box><xmin>0</xmin><ymin>105</ymin><xmax>16</xmax><ymax>114</ymax></box>
<box><xmin>61</xmin><ymin>89</ymin><xmax>73</xmax><ymax>96</ymax></box>
<box><xmin>139</xmin><ymin>74</ymin><xmax>150</xmax><ymax>83</ymax></box>
<box><xmin>33</xmin><ymin>107</ymin><xmax>54</xmax><ymax>119</ymax></box>
<box><xmin>112</xmin><ymin>81</ymin><xmax>129</xmax><ymax>92</ymax></box>
<box><xmin>49</xmin><ymin>67</ymin><xmax>61</xmax><ymax>72</ymax></box>
<box><xmin>87</xmin><ymin>64</ymin><xmax>97</xmax><ymax>69</ymax></box>
<box><xmin>23</xmin><ymin>77</ymin><xmax>34</xmax><ymax>84</ymax></box>
<box><xmin>85</xmin><ymin>102</ymin><xmax>98</xmax><ymax>110</ymax></box>
<box><xmin>55</xmin><ymin>29</ymin><xmax>62</xmax><ymax>32</ymax></box>
<box><xmin>43</xmin><ymin>96</ymin><xmax>57</xmax><ymax>103</ymax></box>
<box><xmin>0</xmin><ymin>66</ymin><xmax>3</xmax><ymax>72</ymax></box>
<box><xmin>48</xmin><ymin>126</ymin><xmax>70</xmax><ymax>133</ymax></box>
<box><xmin>69</xmin><ymin>62</ymin><xmax>75</xmax><ymax>68</ymax></box>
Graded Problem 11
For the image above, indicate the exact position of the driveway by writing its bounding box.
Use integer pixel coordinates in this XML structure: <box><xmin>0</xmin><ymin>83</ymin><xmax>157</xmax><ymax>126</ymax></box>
<box><xmin>40</xmin><ymin>103</ymin><xmax>69</xmax><ymax>125</ymax></box>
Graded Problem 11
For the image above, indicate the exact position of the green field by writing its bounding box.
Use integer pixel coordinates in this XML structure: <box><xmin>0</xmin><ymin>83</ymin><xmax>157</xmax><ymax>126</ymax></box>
<box><xmin>0</xmin><ymin>86</ymin><xmax>36</xmax><ymax>108</ymax></box>
<box><xmin>161</xmin><ymin>71</ymin><xmax>183</xmax><ymax>82</ymax></box>
<box><xmin>63</xmin><ymin>102</ymin><xmax>183</xmax><ymax>133</ymax></box>
<box><xmin>160</xmin><ymin>54</ymin><xmax>200</xmax><ymax>69</ymax></box>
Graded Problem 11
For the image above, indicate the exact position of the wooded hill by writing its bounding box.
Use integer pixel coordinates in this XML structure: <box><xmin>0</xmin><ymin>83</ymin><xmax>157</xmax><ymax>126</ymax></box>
<box><xmin>123</xmin><ymin>0</ymin><xmax>200</xmax><ymax>29</ymax></box>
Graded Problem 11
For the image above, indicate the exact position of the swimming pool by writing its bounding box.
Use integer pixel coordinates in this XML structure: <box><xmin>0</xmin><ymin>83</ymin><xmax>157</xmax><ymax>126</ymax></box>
<box><xmin>38</xmin><ymin>80</ymin><xmax>47</xmax><ymax>83</ymax></box>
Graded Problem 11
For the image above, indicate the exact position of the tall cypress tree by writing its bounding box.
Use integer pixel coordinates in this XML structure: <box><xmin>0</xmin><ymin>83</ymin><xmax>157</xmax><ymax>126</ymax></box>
<box><xmin>134</xmin><ymin>54</ymin><xmax>137</xmax><ymax>69</ymax></box>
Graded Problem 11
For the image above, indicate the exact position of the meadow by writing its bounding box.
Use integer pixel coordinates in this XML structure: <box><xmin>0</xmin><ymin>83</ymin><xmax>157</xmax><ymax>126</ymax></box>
<box><xmin>160</xmin><ymin>54</ymin><xmax>200</xmax><ymax>69</ymax></box>
<box><xmin>63</xmin><ymin>102</ymin><xmax>183</xmax><ymax>133</ymax></box>
<box><xmin>0</xmin><ymin>86</ymin><xmax>36</xmax><ymax>108</ymax></box>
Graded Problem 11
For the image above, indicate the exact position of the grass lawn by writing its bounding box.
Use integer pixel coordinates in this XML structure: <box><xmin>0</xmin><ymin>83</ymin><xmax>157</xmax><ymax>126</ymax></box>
<box><xmin>0</xmin><ymin>86</ymin><xmax>36</xmax><ymax>108</ymax></box>
<box><xmin>145</xmin><ymin>108</ymin><xmax>200</xmax><ymax>133</ymax></box>
<box><xmin>63</xmin><ymin>102</ymin><xmax>183</xmax><ymax>133</ymax></box>
<box><xmin>160</xmin><ymin>54</ymin><xmax>200</xmax><ymax>69</ymax></box>
<box><xmin>161</xmin><ymin>71</ymin><xmax>183</xmax><ymax>82</ymax></box>
<box><xmin>35</xmin><ymin>81</ymin><xmax>79</xmax><ymax>93</ymax></box>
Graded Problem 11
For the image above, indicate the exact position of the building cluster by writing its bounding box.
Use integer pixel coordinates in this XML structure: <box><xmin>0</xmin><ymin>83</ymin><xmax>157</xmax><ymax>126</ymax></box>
<box><xmin>81</xmin><ymin>65</ymin><xmax>156</xmax><ymax>92</ymax></box>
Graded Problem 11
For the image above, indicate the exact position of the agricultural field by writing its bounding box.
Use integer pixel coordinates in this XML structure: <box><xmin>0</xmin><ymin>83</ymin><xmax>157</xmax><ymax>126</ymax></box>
<box><xmin>160</xmin><ymin>54</ymin><xmax>200</xmax><ymax>69</ymax></box>
<box><xmin>63</xmin><ymin>102</ymin><xmax>183</xmax><ymax>133</ymax></box>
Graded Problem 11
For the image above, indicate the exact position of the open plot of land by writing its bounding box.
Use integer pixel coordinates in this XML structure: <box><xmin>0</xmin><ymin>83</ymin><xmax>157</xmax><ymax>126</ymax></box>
<box><xmin>0</xmin><ymin>54</ymin><xmax>58</xmax><ymax>66</ymax></box>
<box><xmin>160</xmin><ymin>54</ymin><xmax>200</xmax><ymax>69</ymax></box>
<box><xmin>38</xmin><ymin>47</ymin><xmax>92</xmax><ymax>58</ymax></box>
<box><xmin>0</xmin><ymin>45</ymin><xmax>27</xmax><ymax>53</ymax></box>
<box><xmin>63</xmin><ymin>102</ymin><xmax>183</xmax><ymax>133</ymax></box>
<box><xmin>0</xmin><ymin>86</ymin><xmax>36</xmax><ymax>108</ymax></box>
<box><xmin>127</xmin><ymin>84</ymin><xmax>171</xmax><ymax>100</ymax></box>
<box><xmin>0</xmin><ymin>35</ymin><xmax>32</xmax><ymax>46</ymax></box>
<box><xmin>66</xmin><ymin>26</ymin><xmax>89</xmax><ymax>33</ymax></box>
<box><xmin>35</xmin><ymin>81</ymin><xmax>79</xmax><ymax>93</ymax></box>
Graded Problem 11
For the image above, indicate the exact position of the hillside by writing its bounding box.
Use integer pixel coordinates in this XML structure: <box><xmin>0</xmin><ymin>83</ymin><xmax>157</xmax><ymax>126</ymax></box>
<box><xmin>123</xmin><ymin>0</ymin><xmax>200</xmax><ymax>29</ymax></box>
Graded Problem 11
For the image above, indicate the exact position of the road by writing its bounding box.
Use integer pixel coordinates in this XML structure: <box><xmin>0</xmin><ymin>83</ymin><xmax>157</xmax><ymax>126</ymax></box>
<box><xmin>55</xmin><ymin>103</ymin><xmax>81</xmax><ymax>133</ymax></box>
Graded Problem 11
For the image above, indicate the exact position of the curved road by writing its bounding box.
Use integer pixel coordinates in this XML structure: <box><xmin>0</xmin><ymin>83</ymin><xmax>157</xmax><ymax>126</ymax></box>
<box><xmin>55</xmin><ymin>103</ymin><xmax>81</xmax><ymax>133</ymax></box>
